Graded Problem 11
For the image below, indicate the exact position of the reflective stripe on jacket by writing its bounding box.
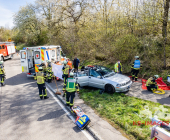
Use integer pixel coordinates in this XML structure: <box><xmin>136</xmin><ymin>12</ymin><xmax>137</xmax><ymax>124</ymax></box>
<box><xmin>42</xmin><ymin>65</ymin><xmax>46</xmax><ymax>72</ymax></box>
<box><xmin>36</xmin><ymin>72</ymin><xmax>45</xmax><ymax>84</ymax></box>
<box><xmin>63</xmin><ymin>78</ymin><xmax>79</xmax><ymax>92</ymax></box>
<box><xmin>133</xmin><ymin>60</ymin><xmax>141</xmax><ymax>69</ymax></box>
<box><xmin>62</xmin><ymin>65</ymin><xmax>70</xmax><ymax>75</ymax></box>
<box><xmin>47</xmin><ymin>73</ymin><xmax>52</xmax><ymax>79</ymax></box>
<box><xmin>114</xmin><ymin>62</ymin><xmax>122</xmax><ymax>72</ymax></box>
<box><xmin>0</xmin><ymin>67</ymin><xmax>5</xmax><ymax>74</ymax></box>
<box><xmin>146</xmin><ymin>77</ymin><xmax>157</xmax><ymax>86</ymax></box>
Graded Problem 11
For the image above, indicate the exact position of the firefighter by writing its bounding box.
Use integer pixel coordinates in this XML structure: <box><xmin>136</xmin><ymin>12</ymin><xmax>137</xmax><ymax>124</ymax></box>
<box><xmin>46</xmin><ymin>60</ymin><xmax>52</xmax><ymax>73</ymax></box>
<box><xmin>114</xmin><ymin>60</ymin><xmax>122</xmax><ymax>74</ymax></box>
<box><xmin>146</xmin><ymin>75</ymin><xmax>159</xmax><ymax>92</ymax></box>
<box><xmin>62</xmin><ymin>61</ymin><xmax>70</xmax><ymax>84</ymax></box>
<box><xmin>167</xmin><ymin>74</ymin><xmax>170</xmax><ymax>97</ymax></box>
<box><xmin>0</xmin><ymin>61</ymin><xmax>5</xmax><ymax>86</ymax></box>
<box><xmin>63</xmin><ymin>72</ymin><xmax>79</xmax><ymax>108</ymax></box>
<box><xmin>168</xmin><ymin>74</ymin><xmax>170</xmax><ymax>83</ymax></box>
<box><xmin>131</xmin><ymin>56</ymin><xmax>142</xmax><ymax>81</ymax></box>
<box><xmin>62</xmin><ymin>61</ymin><xmax>70</xmax><ymax>97</ymax></box>
<box><xmin>34</xmin><ymin>67</ymin><xmax>49</xmax><ymax>99</ymax></box>
<box><xmin>67</xmin><ymin>58</ymin><xmax>72</xmax><ymax>73</ymax></box>
<box><xmin>40</xmin><ymin>61</ymin><xmax>46</xmax><ymax>73</ymax></box>
<box><xmin>47</xmin><ymin>70</ymin><xmax>54</xmax><ymax>83</ymax></box>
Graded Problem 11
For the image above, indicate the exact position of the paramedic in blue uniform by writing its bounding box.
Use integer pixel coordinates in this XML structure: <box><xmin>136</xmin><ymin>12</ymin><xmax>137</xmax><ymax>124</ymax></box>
<box><xmin>131</xmin><ymin>56</ymin><xmax>142</xmax><ymax>81</ymax></box>
<box><xmin>34</xmin><ymin>67</ymin><xmax>49</xmax><ymax>100</ymax></box>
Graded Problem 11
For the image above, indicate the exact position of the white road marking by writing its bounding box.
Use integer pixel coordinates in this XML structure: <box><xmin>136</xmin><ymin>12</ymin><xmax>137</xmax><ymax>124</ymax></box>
<box><xmin>46</xmin><ymin>87</ymin><xmax>95</xmax><ymax>140</ymax></box>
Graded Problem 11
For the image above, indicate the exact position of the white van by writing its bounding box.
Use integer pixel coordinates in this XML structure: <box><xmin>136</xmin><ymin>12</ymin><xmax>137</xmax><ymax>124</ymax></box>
<box><xmin>20</xmin><ymin>45</ymin><xmax>63</xmax><ymax>77</ymax></box>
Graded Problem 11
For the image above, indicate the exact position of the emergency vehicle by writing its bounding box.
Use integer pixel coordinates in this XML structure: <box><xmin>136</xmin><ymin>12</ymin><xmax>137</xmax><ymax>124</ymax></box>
<box><xmin>0</xmin><ymin>42</ymin><xmax>16</xmax><ymax>61</ymax></box>
<box><xmin>20</xmin><ymin>45</ymin><xmax>64</xmax><ymax>77</ymax></box>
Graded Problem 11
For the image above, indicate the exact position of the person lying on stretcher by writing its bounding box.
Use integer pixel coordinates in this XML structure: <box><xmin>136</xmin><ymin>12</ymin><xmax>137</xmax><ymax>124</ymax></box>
<box><xmin>146</xmin><ymin>75</ymin><xmax>159</xmax><ymax>92</ymax></box>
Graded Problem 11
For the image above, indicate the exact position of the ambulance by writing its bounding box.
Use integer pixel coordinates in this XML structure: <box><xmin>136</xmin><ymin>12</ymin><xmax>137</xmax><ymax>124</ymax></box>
<box><xmin>20</xmin><ymin>45</ymin><xmax>65</xmax><ymax>77</ymax></box>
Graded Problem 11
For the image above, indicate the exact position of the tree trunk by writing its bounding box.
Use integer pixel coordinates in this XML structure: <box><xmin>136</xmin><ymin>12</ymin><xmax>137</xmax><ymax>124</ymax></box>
<box><xmin>162</xmin><ymin>0</ymin><xmax>170</xmax><ymax>68</ymax></box>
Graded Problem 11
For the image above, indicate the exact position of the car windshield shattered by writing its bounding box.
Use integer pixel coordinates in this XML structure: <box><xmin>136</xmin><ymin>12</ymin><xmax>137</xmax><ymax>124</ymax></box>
<box><xmin>95</xmin><ymin>66</ymin><xmax>115</xmax><ymax>77</ymax></box>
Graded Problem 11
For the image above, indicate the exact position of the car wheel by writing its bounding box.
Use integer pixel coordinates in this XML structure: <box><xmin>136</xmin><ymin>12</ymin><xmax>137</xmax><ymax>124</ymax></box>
<box><xmin>105</xmin><ymin>84</ymin><xmax>115</xmax><ymax>94</ymax></box>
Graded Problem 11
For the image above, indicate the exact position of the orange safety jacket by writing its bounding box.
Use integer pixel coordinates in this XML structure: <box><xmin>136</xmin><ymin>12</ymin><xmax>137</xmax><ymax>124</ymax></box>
<box><xmin>61</xmin><ymin>58</ymin><xmax>64</xmax><ymax>62</ymax></box>
<box><xmin>56</xmin><ymin>62</ymin><xmax>62</xmax><ymax>65</ymax></box>
<box><xmin>67</xmin><ymin>61</ymin><xmax>72</xmax><ymax>69</ymax></box>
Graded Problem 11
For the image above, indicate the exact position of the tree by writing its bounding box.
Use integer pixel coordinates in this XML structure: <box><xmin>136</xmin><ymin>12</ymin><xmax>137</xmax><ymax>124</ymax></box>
<box><xmin>162</xmin><ymin>0</ymin><xmax>170</xmax><ymax>68</ymax></box>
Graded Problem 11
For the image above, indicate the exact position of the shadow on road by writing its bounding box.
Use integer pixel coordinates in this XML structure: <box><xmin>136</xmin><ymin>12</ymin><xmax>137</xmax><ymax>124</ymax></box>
<box><xmin>10</xmin><ymin>98</ymin><xmax>42</xmax><ymax>108</ymax></box>
<box><xmin>5</xmin><ymin>72</ymin><xmax>35</xmax><ymax>86</ymax></box>
<box><xmin>157</xmin><ymin>97</ymin><xmax>170</xmax><ymax>105</ymax></box>
<box><xmin>37</xmin><ymin>109</ymin><xmax>65</xmax><ymax>121</ymax></box>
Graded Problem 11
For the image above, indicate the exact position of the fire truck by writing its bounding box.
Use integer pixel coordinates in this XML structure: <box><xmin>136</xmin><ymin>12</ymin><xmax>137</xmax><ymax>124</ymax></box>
<box><xmin>0</xmin><ymin>42</ymin><xmax>16</xmax><ymax>61</ymax></box>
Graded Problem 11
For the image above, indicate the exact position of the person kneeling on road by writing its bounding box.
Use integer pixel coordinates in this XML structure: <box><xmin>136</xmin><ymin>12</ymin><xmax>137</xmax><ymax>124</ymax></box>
<box><xmin>146</xmin><ymin>75</ymin><xmax>159</xmax><ymax>92</ymax></box>
<box><xmin>34</xmin><ymin>67</ymin><xmax>49</xmax><ymax>100</ymax></box>
<box><xmin>63</xmin><ymin>72</ymin><xmax>79</xmax><ymax>108</ymax></box>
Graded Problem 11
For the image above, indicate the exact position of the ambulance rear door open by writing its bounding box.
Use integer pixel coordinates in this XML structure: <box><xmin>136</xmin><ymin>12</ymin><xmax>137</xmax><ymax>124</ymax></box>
<box><xmin>20</xmin><ymin>50</ymin><xmax>28</xmax><ymax>73</ymax></box>
<box><xmin>34</xmin><ymin>48</ymin><xmax>42</xmax><ymax>74</ymax></box>
<box><xmin>56</xmin><ymin>47</ymin><xmax>61</xmax><ymax>62</ymax></box>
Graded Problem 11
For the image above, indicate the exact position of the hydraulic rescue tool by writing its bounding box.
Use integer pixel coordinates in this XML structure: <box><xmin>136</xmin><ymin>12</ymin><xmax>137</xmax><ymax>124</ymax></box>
<box><xmin>71</xmin><ymin>106</ymin><xmax>91</xmax><ymax>130</ymax></box>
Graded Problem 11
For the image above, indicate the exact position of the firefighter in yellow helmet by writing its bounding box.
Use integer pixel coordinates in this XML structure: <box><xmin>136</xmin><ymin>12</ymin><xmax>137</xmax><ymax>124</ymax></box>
<box><xmin>63</xmin><ymin>72</ymin><xmax>79</xmax><ymax>108</ymax></box>
<box><xmin>0</xmin><ymin>61</ymin><xmax>5</xmax><ymax>86</ymax></box>
<box><xmin>34</xmin><ymin>67</ymin><xmax>49</xmax><ymax>99</ymax></box>
<box><xmin>146</xmin><ymin>75</ymin><xmax>159</xmax><ymax>92</ymax></box>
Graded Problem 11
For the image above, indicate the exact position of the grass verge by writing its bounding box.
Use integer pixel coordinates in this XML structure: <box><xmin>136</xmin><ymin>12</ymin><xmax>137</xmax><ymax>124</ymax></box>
<box><xmin>79</xmin><ymin>88</ymin><xmax>170</xmax><ymax>140</ymax></box>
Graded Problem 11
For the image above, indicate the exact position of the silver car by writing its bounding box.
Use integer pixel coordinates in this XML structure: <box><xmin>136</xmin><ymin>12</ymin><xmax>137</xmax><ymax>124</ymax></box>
<box><xmin>74</xmin><ymin>65</ymin><xmax>132</xmax><ymax>93</ymax></box>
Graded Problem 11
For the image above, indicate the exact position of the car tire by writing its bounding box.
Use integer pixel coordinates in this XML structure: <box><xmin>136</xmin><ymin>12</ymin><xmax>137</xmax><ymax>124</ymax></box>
<box><xmin>105</xmin><ymin>84</ymin><xmax>115</xmax><ymax>94</ymax></box>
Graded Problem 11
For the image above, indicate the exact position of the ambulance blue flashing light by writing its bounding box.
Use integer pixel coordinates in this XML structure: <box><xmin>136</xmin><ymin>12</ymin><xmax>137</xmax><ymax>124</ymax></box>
<box><xmin>41</xmin><ymin>47</ymin><xmax>46</xmax><ymax>50</ymax></box>
<box><xmin>23</xmin><ymin>47</ymin><xmax>26</xmax><ymax>50</ymax></box>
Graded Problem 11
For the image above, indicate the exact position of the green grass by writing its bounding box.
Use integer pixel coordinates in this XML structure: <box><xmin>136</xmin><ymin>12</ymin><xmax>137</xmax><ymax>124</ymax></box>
<box><xmin>79</xmin><ymin>88</ymin><xmax>170</xmax><ymax>140</ymax></box>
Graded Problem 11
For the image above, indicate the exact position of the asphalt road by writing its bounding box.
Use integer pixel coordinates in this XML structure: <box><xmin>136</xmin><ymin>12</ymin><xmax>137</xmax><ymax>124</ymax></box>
<box><xmin>0</xmin><ymin>55</ymin><xmax>93</xmax><ymax>140</ymax></box>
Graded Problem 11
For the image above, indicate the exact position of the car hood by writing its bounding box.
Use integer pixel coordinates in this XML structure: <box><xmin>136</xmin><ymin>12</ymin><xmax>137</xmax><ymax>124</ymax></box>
<box><xmin>104</xmin><ymin>74</ymin><xmax>130</xmax><ymax>84</ymax></box>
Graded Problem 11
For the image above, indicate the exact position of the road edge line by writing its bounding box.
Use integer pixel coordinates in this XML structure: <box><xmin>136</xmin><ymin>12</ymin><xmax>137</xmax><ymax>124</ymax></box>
<box><xmin>46</xmin><ymin>82</ymin><xmax>101</xmax><ymax>140</ymax></box>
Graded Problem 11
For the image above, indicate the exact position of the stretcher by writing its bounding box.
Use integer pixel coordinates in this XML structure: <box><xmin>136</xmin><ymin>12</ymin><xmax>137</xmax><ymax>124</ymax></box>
<box><xmin>71</xmin><ymin>106</ymin><xmax>91</xmax><ymax>130</ymax></box>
